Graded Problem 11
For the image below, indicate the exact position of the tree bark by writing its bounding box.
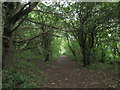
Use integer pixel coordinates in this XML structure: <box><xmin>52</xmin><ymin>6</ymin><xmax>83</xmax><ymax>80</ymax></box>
<box><xmin>2</xmin><ymin>27</ymin><xmax>13</xmax><ymax>68</ymax></box>
<box><xmin>82</xmin><ymin>47</ymin><xmax>87</xmax><ymax>67</ymax></box>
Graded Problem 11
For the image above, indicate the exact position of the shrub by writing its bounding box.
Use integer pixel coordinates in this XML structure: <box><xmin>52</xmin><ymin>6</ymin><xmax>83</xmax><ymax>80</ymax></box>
<box><xmin>87</xmin><ymin>62</ymin><xmax>114</xmax><ymax>70</ymax></box>
<box><xmin>2</xmin><ymin>60</ymin><xmax>46</xmax><ymax>88</ymax></box>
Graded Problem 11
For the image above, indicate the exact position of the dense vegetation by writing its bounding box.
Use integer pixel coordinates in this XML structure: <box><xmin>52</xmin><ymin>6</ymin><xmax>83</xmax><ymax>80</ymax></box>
<box><xmin>2</xmin><ymin>2</ymin><xmax>120</xmax><ymax>88</ymax></box>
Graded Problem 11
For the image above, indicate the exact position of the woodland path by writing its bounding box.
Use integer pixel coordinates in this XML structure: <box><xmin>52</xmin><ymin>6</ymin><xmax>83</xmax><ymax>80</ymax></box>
<box><xmin>31</xmin><ymin>55</ymin><xmax>118</xmax><ymax>88</ymax></box>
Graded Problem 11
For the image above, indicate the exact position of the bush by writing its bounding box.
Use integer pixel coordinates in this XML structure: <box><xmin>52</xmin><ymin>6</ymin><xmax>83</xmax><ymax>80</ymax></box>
<box><xmin>2</xmin><ymin>60</ymin><xmax>46</xmax><ymax>88</ymax></box>
<box><xmin>87</xmin><ymin>62</ymin><xmax>114</xmax><ymax>70</ymax></box>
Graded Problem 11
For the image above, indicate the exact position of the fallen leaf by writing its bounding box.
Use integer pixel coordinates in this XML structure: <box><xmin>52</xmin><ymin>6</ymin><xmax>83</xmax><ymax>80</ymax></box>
<box><xmin>52</xmin><ymin>83</ymin><xmax>55</xmax><ymax>85</ymax></box>
<box><xmin>65</xmin><ymin>78</ymin><xmax>68</xmax><ymax>80</ymax></box>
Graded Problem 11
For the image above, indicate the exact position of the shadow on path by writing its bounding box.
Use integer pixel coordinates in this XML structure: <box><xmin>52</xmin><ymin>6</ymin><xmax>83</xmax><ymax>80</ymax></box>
<box><xmin>31</xmin><ymin>55</ymin><xmax>118</xmax><ymax>88</ymax></box>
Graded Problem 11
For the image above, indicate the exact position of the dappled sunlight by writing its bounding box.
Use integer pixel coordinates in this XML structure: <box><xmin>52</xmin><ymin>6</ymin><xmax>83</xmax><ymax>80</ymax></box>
<box><xmin>59</xmin><ymin>46</ymin><xmax>66</xmax><ymax>54</ymax></box>
<box><xmin>59</xmin><ymin>39</ymin><xmax>67</xmax><ymax>54</ymax></box>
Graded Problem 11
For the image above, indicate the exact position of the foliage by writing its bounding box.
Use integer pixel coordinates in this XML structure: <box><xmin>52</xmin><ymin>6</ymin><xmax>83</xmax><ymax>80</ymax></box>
<box><xmin>2</xmin><ymin>2</ymin><xmax>120</xmax><ymax>88</ymax></box>
<box><xmin>87</xmin><ymin>62</ymin><xmax>114</xmax><ymax>70</ymax></box>
<box><xmin>11</xmin><ymin>2</ymin><xmax>119</xmax><ymax>67</ymax></box>
<box><xmin>2</xmin><ymin>60</ymin><xmax>46</xmax><ymax>88</ymax></box>
<box><xmin>18</xmin><ymin>50</ymin><xmax>44</xmax><ymax>61</ymax></box>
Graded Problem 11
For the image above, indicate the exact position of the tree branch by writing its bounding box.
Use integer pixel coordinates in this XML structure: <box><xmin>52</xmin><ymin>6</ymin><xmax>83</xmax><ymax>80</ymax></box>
<box><xmin>26</xmin><ymin>19</ymin><xmax>79</xmax><ymax>33</ymax></box>
<box><xmin>14</xmin><ymin>33</ymin><xmax>45</xmax><ymax>43</ymax></box>
<box><xmin>12</xmin><ymin>15</ymin><xmax>28</xmax><ymax>32</ymax></box>
<box><xmin>32</xmin><ymin>10</ymin><xmax>63</xmax><ymax>16</ymax></box>
<box><xmin>11</xmin><ymin>2</ymin><xmax>38</xmax><ymax>25</ymax></box>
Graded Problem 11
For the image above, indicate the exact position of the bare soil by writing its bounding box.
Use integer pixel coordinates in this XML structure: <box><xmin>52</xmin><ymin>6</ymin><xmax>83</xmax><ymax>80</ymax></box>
<box><xmin>31</xmin><ymin>55</ymin><xmax>119</xmax><ymax>88</ymax></box>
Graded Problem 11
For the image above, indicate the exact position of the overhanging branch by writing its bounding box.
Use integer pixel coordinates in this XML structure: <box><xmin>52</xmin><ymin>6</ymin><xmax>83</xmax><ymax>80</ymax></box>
<box><xmin>12</xmin><ymin>15</ymin><xmax>28</xmax><ymax>32</ymax></box>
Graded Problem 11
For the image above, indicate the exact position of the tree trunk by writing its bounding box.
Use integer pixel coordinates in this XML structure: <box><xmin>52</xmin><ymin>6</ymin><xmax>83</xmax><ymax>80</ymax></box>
<box><xmin>66</xmin><ymin>34</ymin><xmax>76</xmax><ymax>57</ymax></box>
<box><xmin>45</xmin><ymin>53</ymin><xmax>49</xmax><ymax>62</ymax></box>
<box><xmin>68</xmin><ymin>43</ymin><xmax>76</xmax><ymax>57</ymax></box>
<box><xmin>2</xmin><ymin>2</ymin><xmax>38</xmax><ymax>68</ymax></box>
<box><xmin>86</xmin><ymin>49</ymin><xmax>92</xmax><ymax>65</ymax></box>
<box><xmin>82</xmin><ymin>47</ymin><xmax>87</xmax><ymax>67</ymax></box>
<box><xmin>101</xmin><ymin>49</ymin><xmax>105</xmax><ymax>63</ymax></box>
<box><xmin>86</xmin><ymin>54</ymin><xmax>90</xmax><ymax>65</ymax></box>
<box><xmin>2</xmin><ymin>27</ymin><xmax>13</xmax><ymax>68</ymax></box>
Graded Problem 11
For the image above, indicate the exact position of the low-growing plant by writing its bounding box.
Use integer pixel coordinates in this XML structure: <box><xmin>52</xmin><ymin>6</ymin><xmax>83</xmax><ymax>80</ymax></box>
<box><xmin>2</xmin><ymin>60</ymin><xmax>46</xmax><ymax>88</ymax></box>
<box><xmin>87</xmin><ymin>62</ymin><xmax>114</xmax><ymax>70</ymax></box>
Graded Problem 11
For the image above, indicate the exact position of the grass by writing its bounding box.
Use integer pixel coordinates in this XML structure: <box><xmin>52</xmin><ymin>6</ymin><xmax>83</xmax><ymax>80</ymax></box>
<box><xmin>2</xmin><ymin>60</ymin><xmax>46</xmax><ymax>88</ymax></box>
<box><xmin>86</xmin><ymin>62</ymin><xmax>115</xmax><ymax>70</ymax></box>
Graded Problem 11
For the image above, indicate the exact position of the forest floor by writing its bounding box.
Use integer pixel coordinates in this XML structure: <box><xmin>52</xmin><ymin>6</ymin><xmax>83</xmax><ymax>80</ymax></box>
<box><xmin>31</xmin><ymin>55</ymin><xmax>119</xmax><ymax>88</ymax></box>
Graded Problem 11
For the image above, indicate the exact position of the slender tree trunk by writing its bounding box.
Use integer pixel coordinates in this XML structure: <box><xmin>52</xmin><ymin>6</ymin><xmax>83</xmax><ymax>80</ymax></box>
<box><xmin>86</xmin><ymin>49</ymin><xmax>92</xmax><ymax>65</ymax></box>
<box><xmin>86</xmin><ymin>53</ymin><xmax>90</xmax><ymax>65</ymax></box>
<box><xmin>44</xmin><ymin>43</ymin><xmax>50</xmax><ymax>62</ymax></box>
<box><xmin>45</xmin><ymin>53</ymin><xmax>49</xmax><ymax>62</ymax></box>
<box><xmin>66</xmin><ymin>34</ymin><xmax>76</xmax><ymax>57</ymax></box>
<box><xmin>82</xmin><ymin>47</ymin><xmax>87</xmax><ymax>67</ymax></box>
<box><xmin>101</xmin><ymin>49</ymin><xmax>105</xmax><ymax>63</ymax></box>
<box><xmin>69</xmin><ymin>46</ymin><xmax>76</xmax><ymax>57</ymax></box>
<box><xmin>67</xmin><ymin>42</ymin><xmax>76</xmax><ymax>57</ymax></box>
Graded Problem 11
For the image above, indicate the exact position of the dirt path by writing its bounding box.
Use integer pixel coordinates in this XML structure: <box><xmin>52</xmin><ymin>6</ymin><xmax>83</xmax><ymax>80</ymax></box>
<box><xmin>31</xmin><ymin>55</ymin><xmax>119</xmax><ymax>88</ymax></box>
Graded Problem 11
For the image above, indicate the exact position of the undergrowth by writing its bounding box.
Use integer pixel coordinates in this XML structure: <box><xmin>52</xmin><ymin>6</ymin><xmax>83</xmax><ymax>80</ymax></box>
<box><xmin>2</xmin><ymin>60</ymin><xmax>46</xmax><ymax>88</ymax></box>
<box><xmin>86</xmin><ymin>62</ymin><xmax>117</xmax><ymax>71</ymax></box>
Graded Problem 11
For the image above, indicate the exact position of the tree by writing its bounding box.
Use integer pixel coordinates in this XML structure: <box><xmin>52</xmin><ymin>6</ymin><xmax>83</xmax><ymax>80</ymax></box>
<box><xmin>2</xmin><ymin>2</ymin><xmax>38</xmax><ymax>67</ymax></box>
<box><xmin>56</xmin><ymin>2</ymin><xmax>119</xmax><ymax>66</ymax></box>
